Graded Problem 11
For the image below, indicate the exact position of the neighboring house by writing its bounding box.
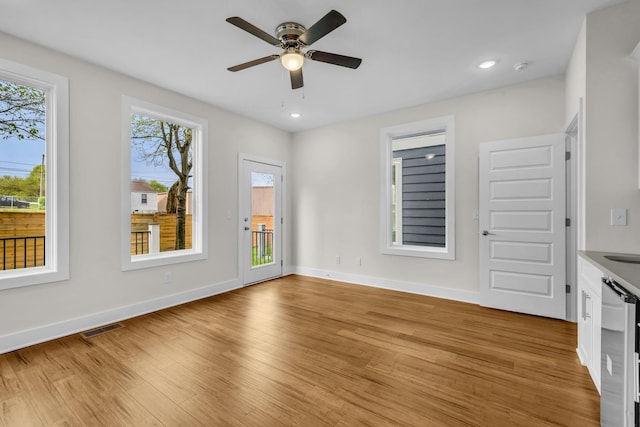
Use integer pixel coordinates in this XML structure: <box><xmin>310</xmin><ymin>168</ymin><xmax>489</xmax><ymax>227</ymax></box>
<box><xmin>157</xmin><ymin>189</ymin><xmax>192</xmax><ymax>214</ymax></box>
<box><xmin>252</xmin><ymin>186</ymin><xmax>273</xmax><ymax>217</ymax></box>
<box><xmin>130</xmin><ymin>180</ymin><xmax>158</xmax><ymax>213</ymax></box>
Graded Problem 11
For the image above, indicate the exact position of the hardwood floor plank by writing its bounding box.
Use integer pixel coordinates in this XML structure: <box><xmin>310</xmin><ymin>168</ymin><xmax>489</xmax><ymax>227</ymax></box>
<box><xmin>0</xmin><ymin>275</ymin><xmax>599</xmax><ymax>426</ymax></box>
<box><xmin>1</xmin><ymin>396</ymin><xmax>44</xmax><ymax>427</ymax></box>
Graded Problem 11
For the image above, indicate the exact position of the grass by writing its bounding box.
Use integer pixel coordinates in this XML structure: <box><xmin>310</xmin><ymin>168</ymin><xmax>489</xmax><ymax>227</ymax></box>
<box><xmin>252</xmin><ymin>245</ymin><xmax>273</xmax><ymax>266</ymax></box>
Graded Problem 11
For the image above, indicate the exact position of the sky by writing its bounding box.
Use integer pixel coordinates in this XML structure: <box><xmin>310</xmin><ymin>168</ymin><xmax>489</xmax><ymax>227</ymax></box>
<box><xmin>1</xmin><ymin>138</ymin><xmax>273</xmax><ymax>188</ymax></box>
<box><xmin>130</xmin><ymin>147</ymin><xmax>180</xmax><ymax>188</ymax></box>
<box><xmin>0</xmin><ymin>138</ymin><xmax>45</xmax><ymax>178</ymax></box>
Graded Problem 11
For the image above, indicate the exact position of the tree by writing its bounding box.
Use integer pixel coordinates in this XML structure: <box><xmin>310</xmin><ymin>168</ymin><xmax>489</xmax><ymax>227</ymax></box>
<box><xmin>0</xmin><ymin>175</ymin><xmax>23</xmax><ymax>195</ymax></box>
<box><xmin>0</xmin><ymin>80</ymin><xmax>45</xmax><ymax>141</ymax></box>
<box><xmin>131</xmin><ymin>114</ymin><xmax>192</xmax><ymax>250</ymax></box>
<box><xmin>22</xmin><ymin>164</ymin><xmax>44</xmax><ymax>196</ymax></box>
<box><xmin>0</xmin><ymin>165</ymin><xmax>44</xmax><ymax>197</ymax></box>
<box><xmin>148</xmin><ymin>179</ymin><xmax>168</xmax><ymax>193</ymax></box>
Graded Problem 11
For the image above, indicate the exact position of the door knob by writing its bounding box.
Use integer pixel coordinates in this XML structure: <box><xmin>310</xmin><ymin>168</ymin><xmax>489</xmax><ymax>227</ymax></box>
<box><xmin>482</xmin><ymin>230</ymin><xmax>495</xmax><ymax>236</ymax></box>
<box><xmin>244</xmin><ymin>226</ymin><xmax>250</xmax><ymax>231</ymax></box>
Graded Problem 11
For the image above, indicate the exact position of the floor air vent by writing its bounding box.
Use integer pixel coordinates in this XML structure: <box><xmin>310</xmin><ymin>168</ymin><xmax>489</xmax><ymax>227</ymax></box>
<box><xmin>81</xmin><ymin>323</ymin><xmax>124</xmax><ymax>338</ymax></box>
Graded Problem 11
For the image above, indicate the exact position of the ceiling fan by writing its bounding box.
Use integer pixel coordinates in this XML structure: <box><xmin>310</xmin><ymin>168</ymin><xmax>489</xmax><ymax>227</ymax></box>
<box><xmin>226</xmin><ymin>10</ymin><xmax>362</xmax><ymax>90</ymax></box>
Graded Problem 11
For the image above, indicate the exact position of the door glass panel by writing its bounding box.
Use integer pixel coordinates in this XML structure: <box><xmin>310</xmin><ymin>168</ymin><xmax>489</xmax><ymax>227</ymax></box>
<box><xmin>251</xmin><ymin>172</ymin><xmax>274</xmax><ymax>267</ymax></box>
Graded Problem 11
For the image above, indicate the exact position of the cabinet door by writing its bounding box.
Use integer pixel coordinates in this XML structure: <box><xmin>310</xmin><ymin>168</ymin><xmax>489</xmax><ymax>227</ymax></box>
<box><xmin>591</xmin><ymin>289</ymin><xmax>602</xmax><ymax>394</ymax></box>
<box><xmin>577</xmin><ymin>256</ymin><xmax>603</xmax><ymax>393</ymax></box>
<box><xmin>577</xmin><ymin>287</ymin><xmax>592</xmax><ymax>366</ymax></box>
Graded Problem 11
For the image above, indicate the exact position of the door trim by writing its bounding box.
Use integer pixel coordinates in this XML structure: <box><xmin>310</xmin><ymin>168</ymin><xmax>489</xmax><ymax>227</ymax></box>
<box><xmin>565</xmin><ymin>98</ymin><xmax>583</xmax><ymax>322</ymax></box>
<box><xmin>237</xmin><ymin>153</ymin><xmax>287</xmax><ymax>286</ymax></box>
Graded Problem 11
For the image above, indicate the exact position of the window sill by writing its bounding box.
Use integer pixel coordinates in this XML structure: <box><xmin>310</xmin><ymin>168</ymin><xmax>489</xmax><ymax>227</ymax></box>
<box><xmin>381</xmin><ymin>245</ymin><xmax>455</xmax><ymax>260</ymax></box>
<box><xmin>121</xmin><ymin>249</ymin><xmax>207</xmax><ymax>271</ymax></box>
<box><xmin>0</xmin><ymin>266</ymin><xmax>69</xmax><ymax>291</ymax></box>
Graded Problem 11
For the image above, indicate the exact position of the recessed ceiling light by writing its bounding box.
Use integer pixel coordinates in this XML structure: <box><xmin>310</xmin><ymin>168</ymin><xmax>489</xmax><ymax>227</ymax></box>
<box><xmin>290</xmin><ymin>113</ymin><xmax>301</xmax><ymax>118</ymax></box>
<box><xmin>478</xmin><ymin>60</ymin><xmax>497</xmax><ymax>69</ymax></box>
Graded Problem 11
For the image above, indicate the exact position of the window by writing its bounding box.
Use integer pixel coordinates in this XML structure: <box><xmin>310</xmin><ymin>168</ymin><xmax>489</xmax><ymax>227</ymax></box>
<box><xmin>121</xmin><ymin>97</ymin><xmax>207</xmax><ymax>270</ymax></box>
<box><xmin>0</xmin><ymin>59</ymin><xmax>69</xmax><ymax>290</ymax></box>
<box><xmin>380</xmin><ymin>116</ymin><xmax>455</xmax><ymax>259</ymax></box>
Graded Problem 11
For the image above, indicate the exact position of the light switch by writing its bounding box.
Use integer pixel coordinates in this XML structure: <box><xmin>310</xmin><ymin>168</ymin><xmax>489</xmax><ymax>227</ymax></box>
<box><xmin>611</xmin><ymin>208</ymin><xmax>627</xmax><ymax>226</ymax></box>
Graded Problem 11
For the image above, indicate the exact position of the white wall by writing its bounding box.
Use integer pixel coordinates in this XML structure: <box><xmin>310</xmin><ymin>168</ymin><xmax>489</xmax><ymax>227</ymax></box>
<box><xmin>566</xmin><ymin>19</ymin><xmax>587</xmax><ymax>122</ymax></box>
<box><xmin>292</xmin><ymin>76</ymin><xmax>565</xmax><ymax>296</ymax></box>
<box><xmin>0</xmin><ymin>33</ymin><xmax>292</xmax><ymax>346</ymax></box>
<box><xmin>583</xmin><ymin>0</ymin><xmax>640</xmax><ymax>253</ymax></box>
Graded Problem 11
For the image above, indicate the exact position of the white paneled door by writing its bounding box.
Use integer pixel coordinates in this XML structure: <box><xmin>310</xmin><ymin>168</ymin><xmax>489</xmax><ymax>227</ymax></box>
<box><xmin>240</xmin><ymin>157</ymin><xmax>283</xmax><ymax>285</ymax></box>
<box><xmin>479</xmin><ymin>134</ymin><xmax>566</xmax><ymax>319</ymax></box>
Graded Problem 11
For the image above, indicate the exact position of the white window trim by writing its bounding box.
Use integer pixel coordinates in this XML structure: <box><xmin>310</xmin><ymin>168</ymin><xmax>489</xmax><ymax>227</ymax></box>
<box><xmin>121</xmin><ymin>96</ymin><xmax>208</xmax><ymax>271</ymax></box>
<box><xmin>379</xmin><ymin>115</ymin><xmax>455</xmax><ymax>260</ymax></box>
<box><xmin>0</xmin><ymin>59</ymin><xmax>70</xmax><ymax>290</ymax></box>
<box><xmin>391</xmin><ymin>157</ymin><xmax>403</xmax><ymax>245</ymax></box>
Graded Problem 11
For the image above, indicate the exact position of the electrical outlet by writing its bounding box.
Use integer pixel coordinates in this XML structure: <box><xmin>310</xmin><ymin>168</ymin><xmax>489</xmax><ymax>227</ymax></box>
<box><xmin>336</xmin><ymin>256</ymin><xmax>341</xmax><ymax>265</ymax></box>
<box><xmin>611</xmin><ymin>208</ymin><xmax>627</xmax><ymax>226</ymax></box>
<box><xmin>164</xmin><ymin>272</ymin><xmax>172</xmax><ymax>284</ymax></box>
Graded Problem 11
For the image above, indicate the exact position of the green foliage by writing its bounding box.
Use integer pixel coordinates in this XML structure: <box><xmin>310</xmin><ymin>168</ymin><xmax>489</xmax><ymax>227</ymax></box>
<box><xmin>0</xmin><ymin>164</ymin><xmax>45</xmax><ymax>197</ymax></box>
<box><xmin>0</xmin><ymin>79</ymin><xmax>46</xmax><ymax>141</ymax></box>
<box><xmin>38</xmin><ymin>196</ymin><xmax>45</xmax><ymax>210</ymax></box>
<box><xmin>148</xmin><ymin>179</ymin><xmax>168</xmax><ymax>192</ymax></box>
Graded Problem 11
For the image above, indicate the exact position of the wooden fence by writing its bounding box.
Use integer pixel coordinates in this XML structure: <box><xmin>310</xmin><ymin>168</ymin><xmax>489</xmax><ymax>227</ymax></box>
<box><xmin>0</xmin><ymin>212</ymin><xmax>45</xmax><ymax>269</ymax></box>
<box><xmin>131</xmin><ymin>213</ymin><xmax>192</xmax><ymax>253</ymax></box>
<box><xmin>0</xmin><ymin>212</ymin><xmax>192</xmax><ymax>270</ymax></box>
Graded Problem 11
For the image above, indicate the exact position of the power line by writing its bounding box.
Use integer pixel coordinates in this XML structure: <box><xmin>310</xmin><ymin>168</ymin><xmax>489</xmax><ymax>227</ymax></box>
<box><xmin>0</xmin><ymin>160</ymin><xmax>39</xmax><ymax>167</ymax></box>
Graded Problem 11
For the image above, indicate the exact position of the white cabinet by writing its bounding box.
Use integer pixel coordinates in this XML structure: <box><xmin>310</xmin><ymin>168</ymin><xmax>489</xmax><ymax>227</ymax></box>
<box><xmin>577</xmin><ymin>255</ymin><xmax>602</xmax><ymax>393</ymax></box>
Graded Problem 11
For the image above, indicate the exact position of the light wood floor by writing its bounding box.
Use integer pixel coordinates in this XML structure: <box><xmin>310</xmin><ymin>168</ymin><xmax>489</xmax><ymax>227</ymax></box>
<box><xmin>1</xmin><ymin>275</ymin><xmax>599</xmax><ymax>426</ymax></box>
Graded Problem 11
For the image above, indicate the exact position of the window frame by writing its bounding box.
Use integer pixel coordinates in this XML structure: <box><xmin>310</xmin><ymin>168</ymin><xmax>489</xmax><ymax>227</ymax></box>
<box><xmin>379</xmin><ymin>115</ymin><xmax>455</xmax><ymax>260</ymax></box>
<box><xmin>391</xmin><ymin>157</ymin><xmax>403</xmax><ymax>245</ymax></box>
<box><xmin>121</xmin><ymin>96</ymin><xmax>208</xmax><ymax>271</ymax></box>
<box><xmin>0</xmin><ymin>59</ymin><xmax>70</xmax><ymax>290</ymax></box>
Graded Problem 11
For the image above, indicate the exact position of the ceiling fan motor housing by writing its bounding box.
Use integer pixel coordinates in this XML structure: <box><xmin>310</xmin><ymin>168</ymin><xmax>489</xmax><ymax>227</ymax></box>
<box><xmin>276</xmin><ymin>22</ymin><xmax>307</xmax><ymax>47</ymax></box>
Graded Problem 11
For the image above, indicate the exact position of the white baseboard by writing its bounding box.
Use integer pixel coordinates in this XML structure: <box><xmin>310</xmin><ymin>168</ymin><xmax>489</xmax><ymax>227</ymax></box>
<box><xmin>292</xmin><ymin>267</ymin><xmax>480</xmax><ymax>305</ymax></box>
<box><xmin>0</xmin><ymin>279</ymin><xmax>241</xmax><ymax>355</ymax></box>
<box><xmin>576</xmin><ymin>347</ymin><xmax>588</xmax><ymax>366</ymax></box>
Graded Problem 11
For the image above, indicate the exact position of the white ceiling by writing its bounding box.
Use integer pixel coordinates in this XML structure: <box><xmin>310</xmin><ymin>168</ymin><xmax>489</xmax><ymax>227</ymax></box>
<box><xmin>0</xmin><ymin>0</ymin><xmax>624</xmax><ymax>132</ymax></box>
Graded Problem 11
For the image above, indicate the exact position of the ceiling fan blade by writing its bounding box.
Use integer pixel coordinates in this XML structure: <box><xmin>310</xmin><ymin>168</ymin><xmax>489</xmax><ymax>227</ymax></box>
<box><xmin>290</xmin><ymin>69</ymin><xmax>304</xmax><ymax>89</ymax></box>
<box><xmin>299</xmin><ymin>10</ymin><xmax>346</xmax><ymax>46</ymax></box>
<box><xmin>226</xmin><ymin>17</ymin><xmax>281</xmax><ymax>46</ymax></box>
<box><xmin>227</xmin><ymin>55</ymin><xmax>279</xmax><ymax>72</ymax></box>
<box><xmin>308</xmin><ymin>50</ymin><xmax>362</xmax><ymax>69</ymax></box>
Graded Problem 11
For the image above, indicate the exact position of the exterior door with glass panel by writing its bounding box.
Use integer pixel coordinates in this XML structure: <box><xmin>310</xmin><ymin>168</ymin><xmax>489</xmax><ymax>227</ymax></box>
<box><xmin>241</xmin><ymin>158</ymin><xmax>282</xmax><ymax>285</ymax></box>
<box><xmin>479</xmin><ymin>134</ymin><xmax>566</xmax><ymax>319</ymax></box>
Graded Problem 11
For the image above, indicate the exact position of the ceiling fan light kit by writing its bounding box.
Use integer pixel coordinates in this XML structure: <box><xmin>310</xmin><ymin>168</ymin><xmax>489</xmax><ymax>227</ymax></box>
<box><xmin>226</xmin><ymin>10</ymin><xmax>362</xmax><ymax>89</ymax></box>
<box><xmin>280</xmin><ymin>48</ymin><xmax>305</xmax><ymax>71</ymax></box>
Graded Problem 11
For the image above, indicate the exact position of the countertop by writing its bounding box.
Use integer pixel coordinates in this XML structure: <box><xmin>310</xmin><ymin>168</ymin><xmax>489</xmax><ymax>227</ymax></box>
<box><xmin>579</xmin><ymin>250</ymin><xmax>640</xmax><ymax>296</ymax></box>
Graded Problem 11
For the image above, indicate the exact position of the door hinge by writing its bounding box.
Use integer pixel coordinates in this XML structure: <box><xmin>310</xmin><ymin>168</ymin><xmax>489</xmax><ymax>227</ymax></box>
<box><xmin>566</xmin><ymin>284</ymin><xmax>571</xmax><ymax>293</ymax></box>
<box><xmin>281</xmin><ymin>217</ymin><xmax>283</xmax><ymax>224</ymax></box>
<box><xmin>281</xmin><ymin>259</ymin><xmax>283</xmax><ymax>266</ymax></box>
<box><xmin>565</xmin><ymin>218</ymin><xmax>571</xmax><ymax>227</ymax></box>
<box><xmin>565</xmin><ymin>151</ymin><xmax>571</xmax><ymax>161</ymax></box>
